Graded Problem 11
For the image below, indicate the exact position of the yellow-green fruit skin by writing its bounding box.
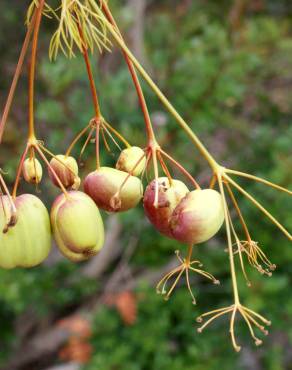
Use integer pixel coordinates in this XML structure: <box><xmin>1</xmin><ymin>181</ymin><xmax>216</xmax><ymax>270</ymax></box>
<box><xmin>51</xmin><ymin>191</ymin><xmax>104</xmax><ymax>262</ymax></box>
<box><xmin>116</xmin><ymin>146</ymin><xmax>146</xmax><ymax>176</ymax></box>
<box><xmin>0</xmin><ymin>194</ymin><xmax>51</xmax><ymax>269</ymax></box>
<box><xmin>48</xmin><ymin>155</ymin><xmax>80</xmax><ymax>190</ymax></box>
<box><xmin>22</xmin><ymin>158</ymin><xmax>43</xmax><ymax>184</ymax></box>
<box><xmin>84</xmin><ymin>167</ymin><xmax>143</xmax><ymax>212</ymax></box>
<box><xmin>170</xmin><ymin>189</ymin><xmax>224</xmax><ymax>244</ymax></box>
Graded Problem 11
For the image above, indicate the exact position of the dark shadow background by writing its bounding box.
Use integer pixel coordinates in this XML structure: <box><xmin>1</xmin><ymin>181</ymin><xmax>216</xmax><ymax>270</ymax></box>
<box><xmin>0</xmin><ymin>1</ymin><xmax>291</xmax><ymax>369</ymax></box>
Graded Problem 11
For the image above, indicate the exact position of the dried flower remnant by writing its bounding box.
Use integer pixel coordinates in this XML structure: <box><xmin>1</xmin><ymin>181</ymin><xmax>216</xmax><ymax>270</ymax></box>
<box><xmin>156</xmin><ymin>247</ymin><xmax>220</xmax><ymax>305</ymax></box>
<box><xmin>234</xmin><ymin>240</ymin><xmax>276</xmax><ymax>277</ymax></box>
<box><xmin>26</xmin><ymin>0</ymin><xmax>112</xmax><ymax>59</ymax></box>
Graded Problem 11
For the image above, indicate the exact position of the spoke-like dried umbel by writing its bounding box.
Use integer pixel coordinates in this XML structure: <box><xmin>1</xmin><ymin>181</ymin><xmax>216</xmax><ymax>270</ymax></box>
<box><xmin>156</xmin><ymin>247</ymin><xmax>219</xmax><ymax>305</ymax></box>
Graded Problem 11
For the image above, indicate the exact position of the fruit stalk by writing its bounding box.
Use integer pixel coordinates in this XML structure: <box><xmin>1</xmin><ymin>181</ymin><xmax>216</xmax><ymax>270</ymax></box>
<box><xmin>12</xmin><ymin>146</ymin><xmax>30</xmax><ymax>198</ymax></box>
<box><xmin>99</xmin><ymin>0</ymin><xmax>156</xmax><ymax>143</ymax></box>
<box><xmin>97</xmin><ymin>2</ymin><xmax>219</xmax><ymax>171</ymax></box>
<box><xmin>186</xmin><ymin>245</ymin><xmax>193</xmax><ymax>264</ymax></box>
<box><xmin>218</xmin><ymin>175</ymin><xmax>240</xmax><ymax>304</ymax></box>
<box><xmin>76</xmin><ymin>21</ymin><xmax>101</xmax><ymax>119</ymax></box>
<box><xmin>160</xmin><ymin>149</ymin><xmax>200</xmax><ymax>190</ymax></box>
<box><xmin>0</xmin><ymin>11</ymin><xmax>37</xmax><ymax>142</ymax></box>
<box><xmin>28</xmin><ymin>0</ymin><xmax>45</xmax><ymax>140</ymax></box>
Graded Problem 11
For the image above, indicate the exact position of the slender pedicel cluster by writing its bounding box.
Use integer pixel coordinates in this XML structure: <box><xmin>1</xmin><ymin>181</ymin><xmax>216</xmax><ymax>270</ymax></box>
<box><xmin>0</xmin><ymin>0</ymin><xmax>290</xmax><ymax>353</ymax></box>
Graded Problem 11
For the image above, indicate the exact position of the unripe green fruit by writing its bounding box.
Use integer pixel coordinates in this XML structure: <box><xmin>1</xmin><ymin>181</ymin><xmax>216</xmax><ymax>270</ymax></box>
<box><xmin>51</xmin><ymin>191</ymin><xmax>104</xmax><ymax>262</ymax></box>
<box><xmin>170</xmin><ymin>189</ymin><xmax>224</xmax><ymax>244</ymax></box>
<box><xmin>22</xmin><ymin>158</ymin><xmax>43</xmax><ymax>184</ymax></box>
<box><xmin>0</xmin><ymin>194</ymin><xmax>51</xmax><ymax>269</ymax></box>
<box><xmin>84</xmin><ymin>167</ymin><xmax>143</xmax><ymax>212</ymax></box>
<box><xmin>116</xmin><ymin>146</ymin><xmax>146</xmax><ymax>176</ymax></box>
<box><xmin>143</xmin><ymin>177</ymin><xmax>189</xmax><ymax>238</ymax></box>
<box><xmin>48</xmin><ymin>155</ymin><xmax>80</xmax><ymax>190</ymax></box>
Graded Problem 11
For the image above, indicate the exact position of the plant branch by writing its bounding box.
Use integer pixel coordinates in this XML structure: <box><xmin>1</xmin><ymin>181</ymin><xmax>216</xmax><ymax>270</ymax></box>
<box><xmin>28</xmin><ymin>0</ymin><xmax>46</xmax><ymax>139</ymax></box>
<box><xmin>94</xmin><ymin>7</ymin><xmax>219</xmax><ymax>170</ymax></box>
<box><xmin>225</xmin><ymin>174</ymin><xmax>292</xmax><ymax>241</ymax></box>
<box><xmin>218</xmin><ymin>175</ymin><xmax>240</xmax><ymax>304</ymax></box>
<box><xmin>226</xmin><ymin>169</ymin><xmax>292</xmax><ymax>195</ymax></box>
<box><xmin>225</xmin><ymin>182</ymin><xmax>251</xmax><ymax>241</ymax></box>
<box><xmin>160</xmin><ymin>149</ymin><xmax>200</xmax><ymax>189</ymax></box>
<box><xmin>0</xmin><ymin>11</ymin><xmax>37</xmax><ymax>142</ymax></box>
<box><xmin>99</xmin><ymin>0</ymin><xmax>156</xmax><ymax>143</ymax></box>
<box><xmin>76</xmin><ymin>20</ymin><xmax>101</xmax><ymax>118</ymax></box>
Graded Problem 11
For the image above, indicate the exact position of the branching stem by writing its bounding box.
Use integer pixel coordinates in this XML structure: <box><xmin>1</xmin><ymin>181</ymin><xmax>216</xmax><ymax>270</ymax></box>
<box><xmin>77</xmin><ymin>20</ymin><xmax>101</xmax><ymax>118</ymax></box>
<box><xmin>225</xmin><ymin>174</ymin><xmax>291</xmax><ymax>241</ymax></box>
<box><xmin>0</xmin><ymin>12</ymin><xmax>37</xmax><ymax>142</ymax></box>
<box><xmin>218</xmin><ymin>175</ymin><xmax>240</xmax><ymax>304</ymax></box>
<box><xmin>226</xmin><ymin>169</ymin><xmax>292</xmax><ymax>195</ymax></box>
<box><xmin>95</xmin><ymin>8</ymin><xmax>219</xmax><ymax>170</ymax></box>
<box><xmin>99</xmin><ymin>0</ymin><xmax>156</xmax><ymax>143</ymax></box>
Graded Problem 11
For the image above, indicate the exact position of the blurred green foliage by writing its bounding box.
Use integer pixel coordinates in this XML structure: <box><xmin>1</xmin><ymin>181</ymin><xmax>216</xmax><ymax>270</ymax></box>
<box><xmin>0</xmin><ymin>0</ymin><xmax>292</xmax><ymax>369</ymax></box>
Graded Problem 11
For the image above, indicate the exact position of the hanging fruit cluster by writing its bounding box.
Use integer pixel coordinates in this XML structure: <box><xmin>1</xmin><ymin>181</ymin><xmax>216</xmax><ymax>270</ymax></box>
<box><xmin>0</xmin><ymin>0</ymin><xmax>291</xmax><ymax>352</ymax></box>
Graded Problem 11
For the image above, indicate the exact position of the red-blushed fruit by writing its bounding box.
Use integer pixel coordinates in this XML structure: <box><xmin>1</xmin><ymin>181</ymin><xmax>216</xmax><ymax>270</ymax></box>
<box><xmin>48</xmin><ymin>154</ymin><xmax>80</xmax><ymax>190</ymax></box>
<box><xmin>0</xmin><ymin>194</ymin><xmax>51</xmax><ymax>269</ymax></box>
<box><xmin>143</xmin><ymin>177</ymin><xmax>189</xmax><ymax>238</ymax></box>
<box><xmin>84</xmin><ymin>167</ymin><xmax>143</xmax><ymax>212</ymax></box>
<box><xmin>22</xmin><ymin>158</ymin><xmax>43</xmax><ymax>184</ymax></box>
<box><xmin>169</xmin><ymin>189</ymin><xmax>224</xmax><ymax>244</ymax></box>
<box><xmin>116</xmin><ymin>146</ymin><xmax>146</xmax><ymax>176</ymax></box>
<box><xmin>51</xmin><ymin>191</ymin><xmax>104</xmax><ymax>262</ymax></box>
